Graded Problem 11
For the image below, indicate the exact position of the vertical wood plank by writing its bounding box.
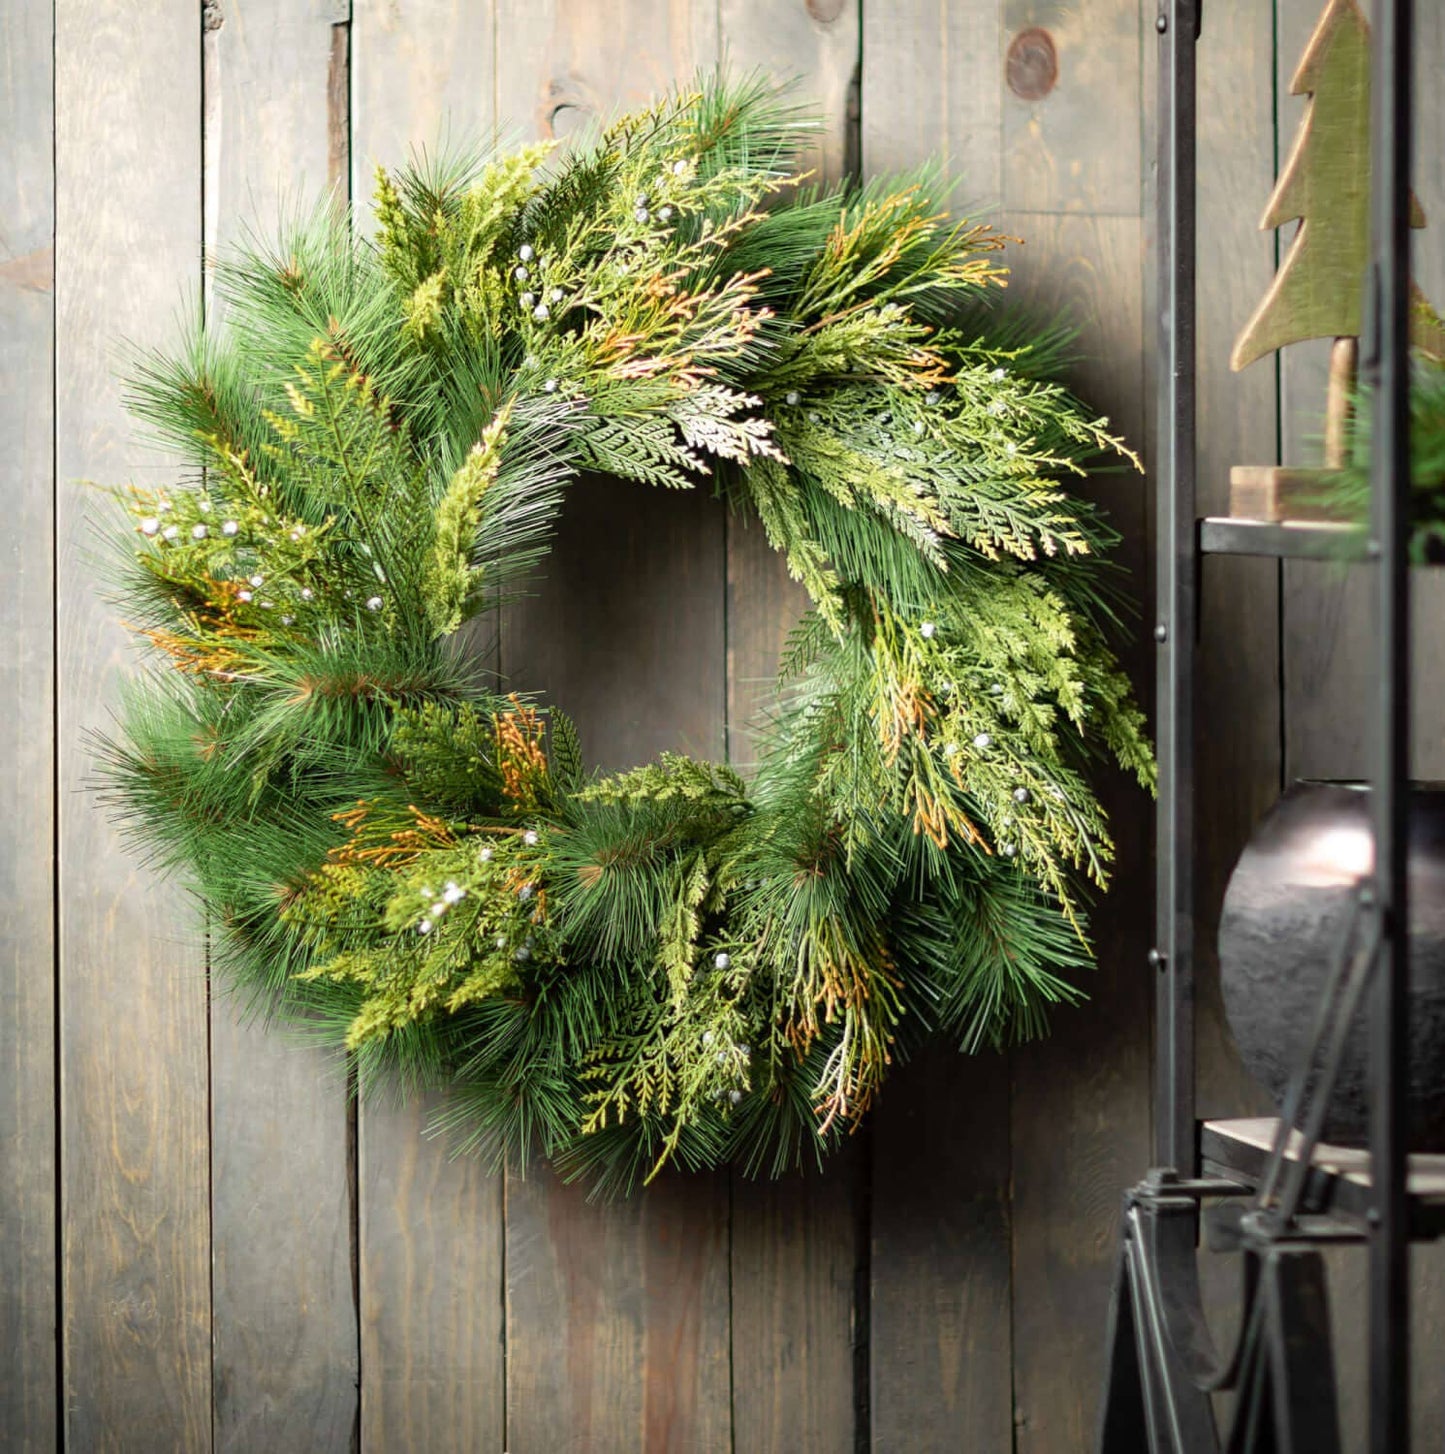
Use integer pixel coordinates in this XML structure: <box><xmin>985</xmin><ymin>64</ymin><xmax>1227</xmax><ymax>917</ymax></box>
<box><xmin>351</xmin><ymin>0</ymin><xmax>499</xmax><ymax>189</ymax></box>
<box><xmin>1191</xmin><ymin>0</ymin><xmax>1280</xmax><ymax>1125</ymax></box>
<box><xmin>861</xmin><ymin>0</ymin><xmax>1002</xmax><ymax>210</ymax></box>
<box><xmin>505</xmin><ymin>1161</ymin><xmax>731</xmax><ymax>1452</ymax></box>
<box><xmin>861</xmin><ymin>4</ymin><xmax>1016</xmax><ymax>1448</ymax></box>
<box><xmin>350</xmin><ymin>4</ymin><xmax>508</xmax><ymax>1449</ymax></box>
<box><xmin>492</xmin><ymin>0</ymin><xmax>716</xmax><ymax>148</ymax></box>
<box><xmin>1003</xmin><ymin>206</ymin><xmax>1152</xmax><ymax>1454</ymax></box>
<box><xmin>1001</xmin><ymin>0</ymin><xmax>1142</xmax><ymax>217</ymax></box>
<box><xmin>994</xmin><ymin>3</ymin><xmax>1152</xmax><ymax>1437</ymax></box>
<box><xmin>55</xmin><ymin>0</ymin><xmax>212</xmax><ymax>1445</ymax></box>
<box><xmin>721</xmin><ymin>0</ymin><xmax>854</xmax><ymax>772</ymax></box>
<box><xmin>500</xmin><ymin>486</ymin><xmax>734</xmax><ymax>1452</ymax></box>
<box><xmin>0</xmin><ymin>0</ymin><xmax>57</xmax><ymax>1446</ymax></box>
<box><xmin>357</xmin><ymin>1092</ymin><xmax>505</xmax><ymax>1451</ymax></box>
<box><xmin>491</xmin><ymin>10</ymin><xmax>734</xmax><ymax>1448</ymax></box>
<box><xmin>205</xmin><ymin>4</ymin><xmax>359</xmax><ymax>1448</ymax></box>
<box><xmin>870</xmin><ymin>1048</ymin><xmax>1012</xmax><ymax>1453</ymax></box>
<box><xmin>720</xmin><ymin>6</ymin><xmax>865</xmax><ymax>1450</ymax></box>
<box><xmin>1187</xmin><ymin>0</ymin><xmax>1283</xmax><ymax>1434</ymax></box>
<box><xmin>729</xmin><ymin>1146</ymin><xmax>863</xmax><ymax>1452</ymax></box>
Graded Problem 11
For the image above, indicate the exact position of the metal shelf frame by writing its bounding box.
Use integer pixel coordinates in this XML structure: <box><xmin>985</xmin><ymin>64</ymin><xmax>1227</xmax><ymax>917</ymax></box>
<box><xmin>1098</xmin><ymin>1</ymin><xmax>1418</xmax><ymax>1449</ymax></box>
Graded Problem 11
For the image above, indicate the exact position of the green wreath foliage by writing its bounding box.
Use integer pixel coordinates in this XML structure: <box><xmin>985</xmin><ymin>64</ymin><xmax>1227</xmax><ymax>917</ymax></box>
<box><xmin>101</xmin><ymin>76</ymin><xmax>1153</xmax><ymax>1194</ymax></box>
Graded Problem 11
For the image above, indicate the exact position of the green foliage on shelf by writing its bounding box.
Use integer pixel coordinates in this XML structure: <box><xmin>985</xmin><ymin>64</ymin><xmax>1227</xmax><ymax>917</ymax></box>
<box><xmin>1323</xmin><ymin>352</ymin><xmax>1445</xmax><ymax>559</ymax></box>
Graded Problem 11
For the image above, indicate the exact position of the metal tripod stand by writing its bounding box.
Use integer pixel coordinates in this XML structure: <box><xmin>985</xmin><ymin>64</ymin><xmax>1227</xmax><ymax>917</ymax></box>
<box><xmin>1096</xmin><ymin>1</ymin><xmax>1420</xmax><ymax>1448</ymax></box>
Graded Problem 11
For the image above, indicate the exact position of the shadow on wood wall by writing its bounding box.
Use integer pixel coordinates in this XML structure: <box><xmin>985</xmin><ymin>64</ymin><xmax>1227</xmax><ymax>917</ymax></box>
<box><xmin>2</xmin><ymin>0</ymin><xmax>1442</xmax><ymax>1449</ymax></box>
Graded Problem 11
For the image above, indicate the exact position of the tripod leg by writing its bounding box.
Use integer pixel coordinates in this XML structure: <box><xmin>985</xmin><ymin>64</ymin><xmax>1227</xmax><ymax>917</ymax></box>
<box><xmin>1263</xmin><ymin>1249</ymin><xmax>1342</xmax><ymax>1454</ymax></box>
<box><xmin>1099</xmin><ymin>1236</ymin><xmax>1153</xmax><ymax>1452</ymax></box>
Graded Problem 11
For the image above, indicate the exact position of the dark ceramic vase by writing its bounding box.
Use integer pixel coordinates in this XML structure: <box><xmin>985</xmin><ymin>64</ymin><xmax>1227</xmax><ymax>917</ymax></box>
<box><xmin>1217</xmin><ymin>780</ymin><xmax>1445</xmax><ymax>1150</ymax></box>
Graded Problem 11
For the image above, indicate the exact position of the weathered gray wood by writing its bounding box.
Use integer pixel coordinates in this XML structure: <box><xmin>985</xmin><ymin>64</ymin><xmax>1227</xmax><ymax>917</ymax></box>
<box><xmin>1192</xmin><ymin>0</ymin><xmax>1282</xmax><ymax>1124</ymax></box>
<box><xmin>721</xmin><ymin>0</ymin><xmax>853</xmax><ymax>773</ymax></box>
<box><xmin>860</xmin><ymin>5</ymin><xmax>1017</xmax><ymax>1447</ymax></box>
<box><xmin>861</xmin><ymin>0</ymin><xmax>1001</xmax><ymax>211</ymax></box>
<box><xmin>1187</xmin><ymin>3</ymin><xmax>1283</xmax><ymax>1435</ymax></box>
<box><xmin>357</xmin><ymin>1090</ymin><xmax>505</xmax><ymax>1451</ymax></box>
<box><xmin>55</xmin><ymin>0</ymin><xmax>212</xmax><ymax>1445</ymax></box>
<box><xmin>506</xmin><ymin>1160</ymin><xmax>731</xmax><ymax>1451</ymax></box>
<box><xmin>871</xmin><ymin>1048</ymin><xmax>1012</xmax><ymax>1452</ymax></box>
<box><xmin>720</xmin><ymin>9</ymin><xmax>864</xmax><ymax>1450</ymax></box>
<box><xmin>729</xmin><ymin>1147</ymin><xmax>863</xmax><ymax>1453</ymax></box>
<box><xmin>350</xmin><ymin>4</ymin><xmax>508</xmax><ymax>1449</ymax></box>
<box><xmin>988</xmin><ymin>17</ymin><xmax>1150</xmax><ymax>1454</ymax></box>
<box><xmin>1001</xmin><ymin>0</ymin><xmax>1142</xmax><ymax>217</ymax></box>
<box><xmin>492</xmin><ymin>0</ymin><xmax>716</xmax><ymax>148</ymax></box>
<box><xmin>1002</xmin><ymin>203</ymin><xmax>1151</xmax><ymax>1452</ymax></box>
<box><xmin>502</xmin><ymin>476</ymin><xmax>729</xmax><ymax>768</ymax></box>
<box><xmin>724</xmin><ymin>490</ymin><xmax>861</xmax><ymax>1452</ymax></box>
<box><xmin>205</xmin><ymin>5</ymin><xmax>359</xmax><ymax>1448</ymax></box>
<box><xmin>721</xmin><ymin>0</ymin><xmax>857</xmax><ymax>189</ymax></box>
<box><xmin>493</xmin><ymin>15</ymin><xmax>733</xmax><ymax>1447</ymax></box>
<box><xmin>0</xmin><ymin>1</ymin><xmax>57</xmax><ymax>1447</ymax></box>
<box><xmin>351</xmin><ymin>0</ymin><xmax>499</xmax><ymax>192</ymax></box>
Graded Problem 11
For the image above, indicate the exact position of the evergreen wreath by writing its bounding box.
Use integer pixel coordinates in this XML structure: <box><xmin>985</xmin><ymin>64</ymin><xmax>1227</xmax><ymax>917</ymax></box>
<box><xmin>102</xmin><ymin>76</ymin><xmax>1153</xmax><ymax>1194</ymax></box>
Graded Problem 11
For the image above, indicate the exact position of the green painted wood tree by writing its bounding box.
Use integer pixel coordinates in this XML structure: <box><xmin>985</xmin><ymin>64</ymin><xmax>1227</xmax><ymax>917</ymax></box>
<box><xmin>1231</xmin><ymin>0</ymin><xmax>1441</xmax><ymax>372</ymax></box>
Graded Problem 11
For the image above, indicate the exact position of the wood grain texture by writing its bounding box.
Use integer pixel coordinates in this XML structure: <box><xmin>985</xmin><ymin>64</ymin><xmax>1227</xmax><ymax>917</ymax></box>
<box><xmin>358</xmin><ymin>1091</ymin><xmax>505</xmax><ymax>1452</ymax></box>
<box><xmin>493</xmin><ymin>0</ymin><xmax>716</xmax><ymax>146</ymax></box>
<box><xmin>729</xmin><ymin>1148</ymin><xmax>862</xmax><ymax>1454</ymax></box>
<box><xmin>0</xmin><ymin>0</ymin><xmax>57</xmax><ymax>1446</ymax></box>
<box><xmin>860</xmin><ymin>0</ymin><xmax>1002</xmax><ymax>211</ymax></box>
<box><xmin>1188</xmin><ymin>3</ymin><xmax>1283</xmax><ymax>1433</ymax></box>
<box><xmin>721</xmin><ymin>0</ymin><xmax>858</xmax><ymax>186</ymax></box>
<box><xmin>55</xmin><ymin>0</ymin><xmax>212</xmax><ymax>1445</ymax></box>
<box><xmin>1001</xmin><ymin>0</ymin><xmax>1142</xmax><ymax>217</ymax></box>
<box><xmin>498</xmin><ymin>455</ymin><xmax>733</xmax><ymax>1454</ymax></box>
<box><xmin>205</xmin><ymin>6</ymin><xmax>359</xmax><ymax>1448</ymax></box>
<box><xmin>501</xmin><ymin>475</ymin><xmax>729</xmax><ymax>770</ymax></box>
<box><xmin>1192</xmin><ymin>0</ymin><xmax>1281</xmax><ymax>1123</ymax></box>
<box><xmin>351</xmin><ymin>0</ymin><xmax>499</xmax><ymax>188</ymax></box>
<box><xmin>860</xmin><ymin>6</ymin><xmax>1018</xmax><ymax>1448</ymax></box>
<box><xmin>350</xmin><ymin>6</ymin><xmax>508</xmax><ymax>1450</ymax></box>
<box><xmin>507</xmin><ymin>1163</ymin><xmax>731</xmax><ymax>1452</ymax></box>
<box><xmin>1003</xmin><ymin>207</ymin><xmax>1151</xmax><ymax>1454</ymax></box>
<box><xmin>870</xmin><ymin>1048</ymin><xmax>1012</xmax><ymax>1453</ymax></box>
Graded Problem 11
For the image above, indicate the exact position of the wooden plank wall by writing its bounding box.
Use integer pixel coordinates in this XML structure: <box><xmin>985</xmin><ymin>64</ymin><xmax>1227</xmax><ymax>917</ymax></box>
<box><xmin>1</xmin><ymin>1</ymin><xmax>57</xmax><ymax>1447</ymax></box>
<box><xmin>5</xmin><ymin>0</ymin><xmax>1444</xmax><ymax>1450</ymax></box>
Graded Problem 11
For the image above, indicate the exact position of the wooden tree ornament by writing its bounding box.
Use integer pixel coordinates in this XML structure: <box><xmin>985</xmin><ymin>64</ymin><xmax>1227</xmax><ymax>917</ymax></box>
<box><xmin>1229</xmin><ymin>0</ymin><xmax>1445</xmax><ymax>521</ymax></box>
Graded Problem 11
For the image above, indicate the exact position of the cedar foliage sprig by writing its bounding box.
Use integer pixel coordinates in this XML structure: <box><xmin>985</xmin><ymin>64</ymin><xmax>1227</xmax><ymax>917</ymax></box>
<box><xmin>100</xmin><ymin>74</ymin><xmax>1153</xmax><ymax>1194</ymax></box>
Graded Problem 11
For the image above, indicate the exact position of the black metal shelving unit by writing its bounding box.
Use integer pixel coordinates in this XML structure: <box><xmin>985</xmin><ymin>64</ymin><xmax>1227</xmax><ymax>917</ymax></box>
<box><xmin>1096</xmin><ymin>1</ymin><xmax>1423</xmax><ymax>1449</ymax></box>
